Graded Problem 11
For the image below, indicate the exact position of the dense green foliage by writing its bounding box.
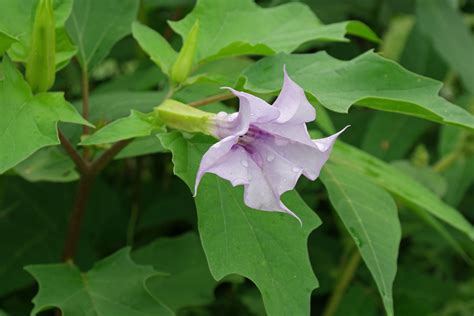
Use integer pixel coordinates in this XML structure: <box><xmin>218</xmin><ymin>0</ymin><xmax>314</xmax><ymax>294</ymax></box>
<box><xmin>0</xmin><ymin>0</ymin><xmax>473</xmax><ymax>315</ymax></box>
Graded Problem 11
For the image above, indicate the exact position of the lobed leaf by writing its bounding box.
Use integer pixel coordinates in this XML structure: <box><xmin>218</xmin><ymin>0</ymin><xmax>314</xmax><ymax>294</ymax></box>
<box><xmin>27</xmin><ymin>248</ymin><xmax>173</xmax><ymax>316</ymax></box>
<box><xmin>159</xmin><ymin>131</ymin><xmax>320</xmax><ymax>316</ymax></box>
<box><xmin>0</xmin><ymin>57</ymin><xmax>90</xmax><ymax>174</ymax></box>
<box><xmin>241</xmin><ymin>52</ymin><xmax>474</xmax><ymax>131</ymax></box>
<box><xmin>170</xmin><ymin>0</ymin><xmax>378</xmax><ymax>62</ymax></box>
<box><xmin>132</xmin><ymin>232</ymin><xmax>217</xmax><ymax>312</ymax></box>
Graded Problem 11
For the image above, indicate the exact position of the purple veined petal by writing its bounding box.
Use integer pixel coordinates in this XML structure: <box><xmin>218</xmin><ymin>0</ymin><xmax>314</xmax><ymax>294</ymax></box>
<box><xmin>272</xmin><ymin>65</ymin><xmax>316</xmax><ymax>124</ymax></box>
<box><xmin>242</xmin><ymin>143</ymin><xmax>302</xmax><ymax>224</ymax></box>
<box><xmin>254</xmin><ymin>121</ymin><xmax>315</xmax><ymax>147</ymax></box>
<box><xmin>194</xmin><ymin>135</ymin><xmax>239</xmax><ymax>196</ymax></box>
<box><xmin>222</xmin><ymin>87</ymin><xmax>280</xmax><ymax>125</ymax></box>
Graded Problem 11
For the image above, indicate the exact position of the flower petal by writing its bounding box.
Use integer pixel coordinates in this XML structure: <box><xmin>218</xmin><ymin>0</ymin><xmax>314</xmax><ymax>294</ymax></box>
<box><xmin>223</xmin><ymin>87</ymin><xmax>280</xmax><ymax>124</ymax></box>
<box><xmin>272</xmin><ymin>66</ymin><xmax>316</xmax><ymax>124</ymax></box>
<box><xmin>242</xmin><ymin>141</ymin><xmax>302</xmax><ymax>222</ymax></box>
<box><xmin>194</xmin><ymin>135</ymin><xmax>239</xmax><ymax>195</ymax></box>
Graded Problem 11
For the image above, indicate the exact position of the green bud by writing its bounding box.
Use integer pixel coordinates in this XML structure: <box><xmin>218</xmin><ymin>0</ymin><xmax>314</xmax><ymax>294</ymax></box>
<box><xmin>26</xmin><ymin>0</ymin><xmax>56</xmax><ymax>93</ymax></box>
<box><xmin>170</xmin><ymin>20</ymin><xmax>199</xmax><ymax>84</ymax></box>
<box><xmin>156</xmin><ymin>99</ymin><xmax>213</xmax><ymax>135</ymax></box>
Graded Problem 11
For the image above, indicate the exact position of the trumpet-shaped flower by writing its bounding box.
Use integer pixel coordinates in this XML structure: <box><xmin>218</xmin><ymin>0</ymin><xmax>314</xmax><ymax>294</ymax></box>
<box><xmin>194</xmin><ymin>68</ymin><xmax>348</xmax><ymax>222</ymax></box>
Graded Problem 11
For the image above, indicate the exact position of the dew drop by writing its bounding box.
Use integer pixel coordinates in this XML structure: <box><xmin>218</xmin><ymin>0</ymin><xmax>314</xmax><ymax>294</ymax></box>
<box><xmin>241</xmin><ymin>160</ymin><xmax>249</xmax><ymax>167</ymax></box>
<box><xmin>266</xmin><ymin>155</ymin><xmax>275</xmax><ymax>162</ymax></box>
<box><xmin>216</xmin><ymin>111</ymin><xmax>227</xmax><ymax>118</ymax></box>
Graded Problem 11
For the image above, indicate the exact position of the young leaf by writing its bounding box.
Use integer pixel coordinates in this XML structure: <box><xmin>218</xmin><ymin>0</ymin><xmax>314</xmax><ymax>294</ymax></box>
<box><xmin>66</xmin><ymin>0</ymin><xmax>139</xmax><ymax>70</ymax></box>
<box><xmin>159</xmin><ymin>132</ymin><xmax>320</xmax><ymax>316</ymax></box>
<box><xmin>241</xmin><ymin>52</ymin><xmax>474</xmax><ymax>131</ymax></box>
<box><xmin>170</xmin><ymin>0</ymin><xmax>378</xmax><ymax>62</ymax></box>
<box><xmin>331</xmin><ymin>142</ymin><xmax>474</xmax><ymax>240</ymax></box>
<box><xmin>81</xmin><ymin>110</ymin><xmax>164</xmax><ymax>146</ymax></box>
<box><xmin>0</xmin><ymin>57</ymin><xmax>91</xmax><ymax>174</ymax></box>
<box><xmin>321</xmin><ymin>163</ymin><xmax>401</xmax><ymax>316</ymax></box>
<box><xmin>26</xmin><ymin>248</ymin><xmax>173</xmax><ymax>316</ymax></box>
<box><xmin>132</xmin><ymin>232</ymin><xmax>217</xmax><ymax>312</ymax></box>
<box><xmin>132</xmin><ymin>22</ymin><xmax>177</xmax><ymax>75</ymax></box>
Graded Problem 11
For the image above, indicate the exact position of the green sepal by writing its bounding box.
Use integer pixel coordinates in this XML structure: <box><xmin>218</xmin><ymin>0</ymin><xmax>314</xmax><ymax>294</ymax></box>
<box><xmin>156</xmin><ymin>99</ymin><xmax>214</xmax><ymax>135</ymax></box>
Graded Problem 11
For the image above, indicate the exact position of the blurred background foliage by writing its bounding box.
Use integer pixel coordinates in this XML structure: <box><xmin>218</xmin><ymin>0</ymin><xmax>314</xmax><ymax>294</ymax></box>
<box><xmin>1</xmin><ymin>0</ymin><xmax>474</xmax><ymax>315</ymax></box>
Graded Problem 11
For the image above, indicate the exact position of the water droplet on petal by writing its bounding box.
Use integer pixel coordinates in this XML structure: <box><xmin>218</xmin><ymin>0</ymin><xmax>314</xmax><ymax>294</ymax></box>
<box><xmin>217</xmin><ymin>111</ymin><xmax>227</xmax><ymax>118</ymax></box>
<box><xmin>241</xmin><ymin>160</ymin><xmax>248</xmax><ymax>167</ymax></box>
<box><xmin>266</xmin><ymin>155</ymin><xmax>275</xmax><ymax>162</ymax></box>
<box><xmin>292</xmin><ymin>167</ymin><xmax>300</xmax><ymax>172</ymax></box>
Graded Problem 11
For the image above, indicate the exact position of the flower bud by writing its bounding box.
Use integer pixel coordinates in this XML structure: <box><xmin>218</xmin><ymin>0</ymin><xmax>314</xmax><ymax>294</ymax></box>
<box><xmin>170</xmin><ymin>20</ymin><xmax>199</xmax><ymax>84</ymax></box>
<box><xmin>26</xmin><ymin>0</ymin><xmax>56</xmax><ymax>93</ymax></box>
<box><xmin>156</xmin><ymin>99</ymin><xmax>214</xmax><ymax>134</ymax></box>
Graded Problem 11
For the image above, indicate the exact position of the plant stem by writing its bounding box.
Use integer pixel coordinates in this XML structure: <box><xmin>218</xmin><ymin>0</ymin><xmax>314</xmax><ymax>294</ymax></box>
<box><xmin>322</xmin><ymin>250</ymin><xmax>362</xmax><ymax>316</ymax></box>
<box><xmin>58</xmin><ymin>130</ymin><xmax>89</xmax><ymax>175</ymax></box>
<box><xmin>432</xmin><ymin>151</ymin><xmax>461</xmax><ymax>173</ymax></box>
<box><xmin>89</xmin><ymin>139</ymin><xmax>132</xmax><ymax>176</ymax></box>
<box><xmin>62</xmin><ymin>175</ymin><xmax>94</xmax><ymax>261</ymax></box>
<box><xmin>60</xmin><ymin>137</ymin><xmax>132</xmax><ymax>261</ymax></box>
<box><xmin>189</xmin><ymin>92</ymin><xmax>235</xmax><ymax>107</ymax></box>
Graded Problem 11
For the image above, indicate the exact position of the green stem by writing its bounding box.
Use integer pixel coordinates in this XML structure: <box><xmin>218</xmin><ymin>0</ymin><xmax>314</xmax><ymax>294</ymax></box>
<box><xmin>432</xmin><ymin>151</ymin><xmax>462</xmax><ymax>173</ymax></box>
<box><xmin>322</xmin><ymin>250</ymin><xmax>362</xmax><ymax>316</ymax></box>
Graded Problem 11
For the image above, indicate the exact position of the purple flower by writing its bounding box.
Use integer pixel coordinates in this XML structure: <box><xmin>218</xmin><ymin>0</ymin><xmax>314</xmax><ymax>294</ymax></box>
<box><xmin>194</xmin><ymin>67</ymin><xmax>348</xmax><ymax>222</ymax></box>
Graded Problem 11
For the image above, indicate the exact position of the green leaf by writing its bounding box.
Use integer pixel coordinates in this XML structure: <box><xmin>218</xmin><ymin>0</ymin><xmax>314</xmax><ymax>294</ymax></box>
<box><xmin>81</xmin><ymin>111</ymin><xmax>164</xmax><ymax>145</ymax></box>
<box><xmin>241</xmin><ymin>52</ymin><xmax>474</xmax><ymax>131</ymax></box>
<box><xmin>321</xmin><ymin>163</ymin><xmax>401</xmax><ymax>316</ymax></box>
<box><xmin>27</xmin><ymin>248</ymin><xmax>173</xmax><ymax>316</ymax></box>
<box><xmin>115</xmin><ymin>135</ymin><xmax>166</xmax><ymax>160</ymax></box>
<box><xmin>159</xmin><ymin>132</ymin><xmax>321</xmax><ymax>316</ymax></box>
<box><xmin>14</xmin><ymin>147</ymin><xmax>79</xmax><ymax>182</ymax></box>
<box><xmin>66</xmin><ymin>0</ymin><xmax>139</xmax><ymax>70</ymax></box>
<box><xmin>331</xmin><ymin>141</ymin><xmax>474</xmax><ymax>240</ymax></box>
<box><xmin>0</xmin><ymin>57</ymin><xmax>90</xmax><ymax>174</ymax></box>
<box><xmin>170</xmin><ymin>0</ymin><xmax>378</xmax><ymax>62</ymax></box>
<box><xmin>132</xmin><ymin>232</ymin><xmax>217</xmax><ymax>312</ymax></box>
<box><xmin>132</xmin><ymin>22</ymin><xmax>177</xmax><ymax>75</ymax></box>
<box><xmin>0</xmin><ymin>30</ymin><xmax>17</xmax><ymax>56</ymax></box>
<box><xmin>417</xmin><ymin>0</ymin><xmax>474</xmax><ymax>94</ymax></box>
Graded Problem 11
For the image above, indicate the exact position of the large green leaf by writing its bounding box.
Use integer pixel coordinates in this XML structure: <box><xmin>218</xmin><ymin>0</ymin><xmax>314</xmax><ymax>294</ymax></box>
<box><xmin>321</xmin><ymin>163</ymin><xmax>401</xmax><ymax>316</ymax></box>
<box><xmin>170</xmin><ymin>0</ymin><xmax>378</xmax><ymax>62</ymax></box>
<box><xmin>417</xmin><ymin>0</ymin><xmax>474</xmax><ymax>94</ymax></box>
<box><xmin>0</xmin><ymin>57</ymin><xmax>90</xmax><ymax>174</ymax></box>
<box><xmin>81</xmin><ymin>111</ymin><xmax>164</xmax><ymax>146</ymax></box>
<box><xmin>241</xmin><ymin>52</ymin><xmax>474</xmax><ymax>131</ymax></box>
<box><xmin>27</xmin><ymin>248</ymin><xmax>173</xmax><ymax>315</ymax></box>
<box><xmin>66</xmin><ymin>0</ymin><xmax>139</xmax><ymax>70</ymax></box>
<box><xmin>331</xmin><ymin>142</ymin><xmax>474</xmax><ymax>240</ymax></box>
<box><xmin>132</xmin><ymin>232</ymin><xmax>217</xmax><ymax>312</ymax></box>
<box><xmin>159</xmin><ymin>132</ymin><xmax>321</xmax><ymax>316</ymax></box>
